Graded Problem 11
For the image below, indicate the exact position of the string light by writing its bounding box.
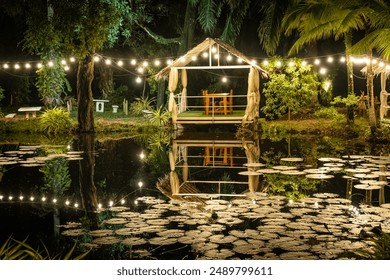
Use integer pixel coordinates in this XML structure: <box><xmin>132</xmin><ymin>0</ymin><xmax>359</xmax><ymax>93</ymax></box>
<box><xmin>93</xmin><ymin>56</ymin><xmax>100</xmax><ymax>62</ymax></box>
<box><xmin>135</xmin><ymin>76</ymin><xmax>142</xmax><ymax>83</ymax></box>
<box><xmin>154</xmin><ymin>60</ymin><xmax>161</xmax><ymax>66</ymax></box>
<box><xmin>221</xmin><ymin>76</ymin><xmax>228</xmax><ymax>83</ymax></box>
<box><xmin>117</xmin><ymin>60</ymin><xmax>124</xmax><ymax>66</ymax></box>
<box><xmin>130</xmin><ymin>59</ymin><xmax>137</xmax><ymax>65</ymax></box>
<box><xmin>314</xmin><ymin>59</ymin><xmax>320</xmax><ymax>65</ymax></box>
<box><xmin>48</xmin><ymin>61</ymin><xmax>54</xmax><ymax>67</ymax></box>
<box><xmin>327</xmin><ymin>57</ymin><xmax>334</xmax><ymax>63</ymax></box>
<box><xmin>191</xmin><ymin>55</ymin><xmax>197</xmax><ymax>61</ymax></box>
<box><xmin>105</xmin><ymin>59</ymin><xmax>111</xmax><ymax>65</ymax></box>
<box><xmin>14</xmin><ymin>64</ymin><xmax>20</xmax><ymax>69</ymax></box>
<box><xmin>138</xmin><ymin>181</ymin><xmax>143</xmax><ymax>188</ymax></box>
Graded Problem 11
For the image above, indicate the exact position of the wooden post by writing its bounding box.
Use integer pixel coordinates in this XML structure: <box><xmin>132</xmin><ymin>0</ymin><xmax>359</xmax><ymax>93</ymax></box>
<box><xmin>123</xmin><ymin>99</ymin><xmax>128</xmax><ymax>115</ymax></box>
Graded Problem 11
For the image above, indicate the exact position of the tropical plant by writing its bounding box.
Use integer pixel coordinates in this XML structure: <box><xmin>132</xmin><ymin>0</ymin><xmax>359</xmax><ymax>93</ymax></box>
<box><xmin>39</xmin><ymin>107</ymin><xmax>74</xmax><ymax>135</ymax></box>
<box><xmin>0</xmin><ymin>236</ymin><xmax>89</xmax><ymax>260</ymax></box>
<box><xmin>39</xmin><ymin>157</ymin><xmax>71</xmax><ymax>196</ymax></box>
<box><xmin>35</xmin><ymin>59</ymin><xmax>71</xmax><ymax>108</ymax></box>
<box><xmin>149</xmin><ymin>107</ymin><xmax>170</xmax><ymax>126</ymax></box>
<box><xmin>358</xmin><ymin>232</ymin><xmax>390</xmax><ymax>260</ymax></box>
<box><xmin>261</xmin><ymin>57</ymin><xmax>320</xmax><ymax>120</ymax></box>
<box><xmin>130</xmin><ymin>96</ymin><xmax>155</xmax><ymax>116</ymax></box>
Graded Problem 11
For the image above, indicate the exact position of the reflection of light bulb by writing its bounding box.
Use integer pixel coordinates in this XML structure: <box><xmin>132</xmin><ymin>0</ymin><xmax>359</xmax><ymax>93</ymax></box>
<box><xmin>98</xmin><ymin>203</ymin><xmax>102</xmax><ymax>209</ymax></box>
<box><xmin>288</xmin><ymin>199</ymin><xmax>293</xmax><ymax>204</ymax></box>
<box><xmin>134</xmin><ymin>200</ymin><xmax>138</xmax><ymax>205</ymax></box>
<box><xmin>121</xmin><ymin>199</ymin><xmax>125</xmax><ymax>205</ymax></box>
<box><xmin>138</xmin><ymin>181</ymin><xmax>143</xmax><ymax>188</ymax></box>
<box><xmin>109</xmin><ymin>201</ymin><xmax>114</xmax><ymax>207</ymax></box>
<box><xmin>314</xmin><ymin>202</ymin><xmax>319</xmax><ymax>208</ymax></box>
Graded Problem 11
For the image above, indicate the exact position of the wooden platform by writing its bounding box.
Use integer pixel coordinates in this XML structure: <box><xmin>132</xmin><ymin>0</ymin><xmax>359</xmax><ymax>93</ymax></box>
<box><xmin>176</xmin><ymin>110</ymin><xmax>247</xmax><ymax>124</ymax></box>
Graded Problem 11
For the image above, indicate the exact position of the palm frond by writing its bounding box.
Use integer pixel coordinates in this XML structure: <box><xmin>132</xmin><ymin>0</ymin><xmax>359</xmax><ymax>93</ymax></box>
<box><xmin>220</xmin><ymin>0</ymin><xmax>250</xmax><ymax>44</ymax></box>
<box><xmin>352</xmin><ymin>28</ymin><xmax>390</xmax><ymax>59</ymax></box>
<box><xmin>197</xmin><ymin>0</ymin><xmax>222</xmax><ymax>33</ymax></box>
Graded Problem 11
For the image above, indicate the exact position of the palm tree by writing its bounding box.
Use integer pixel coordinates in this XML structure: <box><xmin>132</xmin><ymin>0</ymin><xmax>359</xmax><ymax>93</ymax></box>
<box><xmin>281</xmin><ymin>0</ymin><xmax>383</xmax><ymax>131</ymax></box>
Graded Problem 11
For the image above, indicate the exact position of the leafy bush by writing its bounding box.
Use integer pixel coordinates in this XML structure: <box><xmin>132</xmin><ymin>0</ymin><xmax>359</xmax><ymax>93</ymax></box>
<box><xmin>130</xmin><ymin>96</ymin><xmax>155</xmax><ymax>116</ymax></box>
<box><xmin>149</xmin><ymin>107</ymin><xmax>170</xmax><ymax>126</ymax></box>
<box><xmin>314</xmin><ymin>106</ymin><xmax>346</xmax><ymax>122</ymax></box>
<box><xmin>39</xmin><ymin>107</ymin><xmax>74</xmax><ymax>135</ymax></box>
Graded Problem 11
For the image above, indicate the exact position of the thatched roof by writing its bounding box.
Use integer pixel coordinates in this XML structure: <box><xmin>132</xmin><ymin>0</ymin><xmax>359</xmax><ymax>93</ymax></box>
<box><xmin>361</xmin><ymin>63</ymin><xmax>390</xmax><ymax>75</ymax></box>
<box><xmin>155</xmin><ymin>37</ymin><xmax>268</xmax><ymax>80</ymax></box>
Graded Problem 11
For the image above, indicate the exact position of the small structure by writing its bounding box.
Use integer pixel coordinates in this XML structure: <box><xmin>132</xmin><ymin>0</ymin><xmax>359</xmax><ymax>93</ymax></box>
<box><xmin>155</xmin><ymin>38</ymin><xmax>268</xmax><ymax>127</ymax></box>
<box><xmin>17</xmin><ymin>107</ymin><xmax>42</xmax><ymax>118</ymax></box>
<box><xmin>93</xmin><ymin>99</ymin><xmax>109</xmax><ymax>112</ymax></box>
<box><xmin>361</xmin><ymin>64</ymin><xmax>390</xmax><ymax>120</ymax></box>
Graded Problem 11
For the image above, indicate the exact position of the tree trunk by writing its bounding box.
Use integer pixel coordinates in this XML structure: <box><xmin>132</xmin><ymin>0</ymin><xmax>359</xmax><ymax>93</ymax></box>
<box><xmin>345</xmin><ymin>33</ymin><xmax>355</xmax><ymax>125</ymax></box>
<box><xmin>77</xmin><ymin>54</ymin><xmax>95</xmax><ymax>133</ymax></box>
<box><xmin>178</xmin><ymin>1</ymin><xmax>196</xmax><ymax>55</ymax></box>
<box><xmin>366</xmin><ymin>51</ymin><xmax>377</xmax><ymax>134</ymax></box>
<box><xmin>78</xmin><ymin>133</ymin><xmax>99</xmax><ymax>229</ymax></box>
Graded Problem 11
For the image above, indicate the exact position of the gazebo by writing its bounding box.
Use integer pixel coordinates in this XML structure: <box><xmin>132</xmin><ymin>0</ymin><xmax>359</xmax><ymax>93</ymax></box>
<box><xmin>155</xmin><ymin>38</ymin><xmax>268</xmax><ymax>127</ymax></box>
<box><xmin>361</xmin><ymin>64</ymin><xmax>390</xmax><ymax>121</ymax></box>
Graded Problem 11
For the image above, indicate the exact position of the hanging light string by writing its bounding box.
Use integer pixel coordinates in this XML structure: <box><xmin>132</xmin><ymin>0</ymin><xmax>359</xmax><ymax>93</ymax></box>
<box><xmin>0</xmin><ymin>52</ymin><xmax>389</xmax><ymax>83</ymax></box>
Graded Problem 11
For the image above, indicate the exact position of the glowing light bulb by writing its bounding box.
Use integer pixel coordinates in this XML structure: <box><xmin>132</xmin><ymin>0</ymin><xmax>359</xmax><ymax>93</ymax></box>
<box><xmin>64</xmin><ymin>66</ymin><xmax>70</xmax><ymax>71</ymax></box>
<box><xmin>117</xmin><ymin>60</ymin><xmax>123</xmax><ymax>66</ymax></box>
<box><xmin>202</xmin><ymin>52</ymin><xmax>208</xmax><ymax>58</ymax></box>
<box><xmin>288</xmin><ymin>199</ymin><xmax>293</xmax><ymax>204</ymax></box>
<box><xmin>138</xmin><ymin>181</ymin><xmax>143</xmax><ymax>188</ymax></box>
<box><xmin>226</xmin><ymin>54</ymin><xmax>232</xmax><ymax>61</ymax></box>
<box><xmin>0</xmin><ymin>195</ymin><xmax>3</xmax><ymax>200</ymax></box>
<box><xmin>30</xmin><ymin>196</ymin><xmax>35</xmax><ymax>201</ymax></box>
<box><xmin>37</xmin><ymin>63</ymin><xmax>43</xmax><ymax>68</ymax></box>
<box><xmin>302</xmin><ymin>60</ymin><xmax>307</xmax><ymax>66</ymax></box>
<box><xmin>250</xmin><ymin>59</ymin><xmax>257</xmax><ymax>65</ymax></box>
<box><xmin>135</xmin><ymin>76</ymin><xmax>142</xmax><ymax>83</ymax></box>
<box><xmin>288</xmin><ymin>61</ymin><xmax>294</xmax><ymax>67</ymax></box>
<box><xmin>154</xmin><ymin>60</ymin><xmax>161</xmax><ymax>66</ymax></box>
<box><xmin>109</xmin><ymin>201</ymin><xmax>114</xmax><ymax>207</ymax></box>
<box><xmin>262</xmin><ymin>60</ymin><xmax>269</xmax><ymax>66</ymax></box>
<box><xmin>61</xmin><ymin>59</ymin><xmax>67</xmax><ymax>65</ymax></box>
<box><xmin>214</xmin><ymin>54</ymin><xmax>220</xmax><ymax>59</ymax></box>
<box><xmin>14</xmin><ymin>64</ymin><xmax>20</xmax><ymax>69</ymax></box>
<box><xmin>69</xmin><ymin>57</ymin><xmax>75</xmax><ymax>62</ymax></box>
<box><xmin>166</xmin><ymin>59</ymin><xmax>173</xmax><ymax>65</ymax></box>
<box><xmin>42</xmin><ymin>197</ymin><xmax>46</xmax><ymax>202</ymax></box>
<box><xmin>142</xmin><ymin>61</ymin><xmax>148</xmax><ymax>67</ymax></box>
<box><xmin>53</xmin><ymin>198</ymin><xmax>57</xmax><ymax>203</ymax></box>
<box><xmin>98</xmin><ymin>203</ymin><xmax>102</xmax><ymax>209</ymax></box>
<box><xmin>191</xmin><ymin>55</ymin><xmax>197</xmax><ymax>61</ymax></box>
<box><xmin>137</xmin><ymin>67</ymin><xmax>144</xmax><ymax>73</ymax></box>
<box><xmin>134</xmin><ymin>200</ymin><xmax>138</xmax><ymax>205</ymax></box>
<box><xmin>74</xmin><ymin>203</ymin><xmax>79</xmax><ymax>208</ymax></box>
<box><xmin>179</xmin><ymin>56</ymin><xmax>185</xmax><ymax>62</ymax></box>
<box><xmin>314</xmin><ymin>59</ymin><xmax>320</xmax><ymax>65</ymax></box>
<box><xmin>327</xmin><ymin>57</ymin><xmax>334</xmax><ymax>63</ymax></box>
<box><xmin>275</xmin><ymin>61</ymin><xmax>282</xmax><ymax>67</ymax></box>
<box><xmin>19</xmin><ymin>196</ymin><xmax>24</xmax><ymax>201</ymax></box>
<box><xmin>3</xmin><ymin>63</ymin><xmax>9</xmax><ymax>69</ymax></box>
<box><xmin>120</xmin><ymin>199</ymin><xmax>125</xmax><ymax>205</ymax></box>
<box><xmin>65</xmin><ymin>200</ymin><xmax>70</xmax><ymax>206</ymax></box>
<box><xmin>319</xmin><ymin>68</ymin><xmax>327</xmax><ymax>75</ymax></box>
<box><xmin>139</xmin><ymin>152</ymin><xmax>145</xmax><ymax>159</ymax></box>
<box><xmin>25</xmin><ymin>63</ymin><xmax>31</xmax><ymax>69</ymax></box>
<box><xmin>130</xmin><ymin>59</ymin><xmax>137</xmax><ymax>65</ymax></box>
<box><xmin>9</xmin><ymin>196</ymin><xmax>13</xmax><ymax>201</ymax></box>
<box><xmin>211</xmin><ymin>46</ymin><xmax>217</xmax><ymax>53</ymax></box>
<box><xmin>221</xmin><ymin>77</ymin><xmax>228</xmax><ymax>83</ymax></box>
<box><xmin>314</xmin><ymin>202</ymin><xmax>319</xmax><ymax>207</ymax></box>
<box><xmin>93</xmin><ymin>56</ymin><xmax>100</xmax><ymax>62</ymax></box>
<box><xmin>105</xmin><ymin>59</ymin><xmax>111</xmax><ymax>65</ymax></box>
<box><xmin>379</xmin><ymin>61</ymin><xmax>384</xmax><ymax>67</ymax></box>
<box><xmin>47</xmin><ymin>61</ymin><xmax>54</xmax><ymax>67</ymax></box>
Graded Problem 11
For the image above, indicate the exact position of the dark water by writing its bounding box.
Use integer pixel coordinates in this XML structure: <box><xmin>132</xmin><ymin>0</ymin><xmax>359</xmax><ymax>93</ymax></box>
<box><xmin>1</xmin><ymin>130</ymin><xmax>390</xmax><ymax>260</ymax></box>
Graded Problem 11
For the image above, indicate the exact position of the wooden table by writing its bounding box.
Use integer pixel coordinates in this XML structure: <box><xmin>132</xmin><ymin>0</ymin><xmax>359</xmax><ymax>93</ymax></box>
<box><xmin>18</xmin><ymin>107</ymin><xmax>42</xmax><ymax>118</ymax></box>
<box><xmin>205</xmin><ymin>92</ymin><xmax>229</xmax><ymax>115</ymax></box>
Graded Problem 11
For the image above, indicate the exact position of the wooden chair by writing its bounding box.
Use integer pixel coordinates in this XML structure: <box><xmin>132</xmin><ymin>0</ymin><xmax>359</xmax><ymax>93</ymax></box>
<box><xmin>218</xmin><ymin>89</ymin><xmax>233</xmax><ymax>114</ymax></box>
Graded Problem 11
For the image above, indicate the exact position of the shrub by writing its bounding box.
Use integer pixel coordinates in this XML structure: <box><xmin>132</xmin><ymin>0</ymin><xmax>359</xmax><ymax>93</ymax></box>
<box><xmin>39</xmin><ymin>107</ymin><xmax>74</xmax><ymax>135</ymax></box>
<box><xmin>149</xmin><ymin>107</ymin><xmax>170</xmax><ymax>126</ymax></box>
<box><xmin>314</xmin><ymin>107</ymin><xmax>346</xmax><ymax>123</ymax></box>
<box><xmin>130</xmin><ymin>96</ymin><xmax>155</xmax><ymax>116</ymax></box>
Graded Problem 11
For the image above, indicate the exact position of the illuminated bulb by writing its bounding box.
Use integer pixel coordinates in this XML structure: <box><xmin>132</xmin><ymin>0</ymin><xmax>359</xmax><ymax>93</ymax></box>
<box><xmin>74</xmin><ymin>203</ymin><xmax>79</xmax><ymax>208</ymax></box>
<box><xmin>340</xmin><ymin>56</ymin><xmax>346</xmax><ymax>63</ymax></box>
<box><xmin>109</xmin><ymin>201</ymin><xmax>114</xmax><ymax>207</ymax></box>
<box><xmin>105</xmin><ymin>59</ymin><xmax>111</xmax><ymax>65</ymax></box>
<box><xmin>64</xmin><ymin>66</ymin><xmax>70</xmax><ymax>71</ymax></box>
<box><xmin>14</xmin><ymin>64</ymin><xmax>20</xmax><ymax>69</ymax></box>
<box><xmin>134</xmin><ymin>200</ymin><xmax>138</xmax><ymax>205</ymax></box>
<box><xmin>65</xmin><ymin>200</ymin><xmax>70</xmax><ymax>206</ymax></box>
<box><xmin>324</xmin><ymin>81</ymin><xmax>331</xmax><ymax>91</ymax></box>
<box><xmin>288</xmin><ymin>199</ymin><xmax>293</xmax><ymax>204</ymax></box>
<box><xmin>138</xmin><ymin>181</ymin><xmax>143</xmax><ymax>188</ymax></box>
<box><xmin>61</xmin><ymin>59</ymin><xmax>67</xmax><ymax>65</ymax></box>
<box><xmin>93</xmin><ymin>56</ymin><xmax>100</xmax><ymax>62</ymax></box>
<box><xmin>130</xmin><ymin>59</ymin><xmax>137</xmax><ymax>65</ymax></box>
<box><xmin>67</xmin><ymin>145</ymin><xmax>71</xmax><ymax>150</ymax></box>
<box><xmin>139</xmin><ymin>152</ymin><xmax>145</xmax><ymax>159</ymax></box>
<box><xmin>319</xmin><ymin>68</ymin><xmax>327</xmax><ymax>75</ymax></box>
<box><xmin>154</xmin><ymin>60</ymin><xmax>161</xmax><ymax>66</ymax></box>
<box><xmin>19</xmin><ymin>196</ymin><xmax>24</xmax><ymax>201</ymax></box>
<box><xmin>288</xmin><ymin>61</ymin><xmax>294</xmax><ymax>67</ymax></box>
<box><xmin>37</xmin><ymin>63</ymin><xmax>43</xmax><ymax>68</ymax></box>
<box><xmin>142</xmin><ymin>61</ymin><xmax>148</xmax><ymax>67</ymax></box>
<box><xmin>117</xmin><ymin>60</ymin><xmax>123</xmax><ymax>66</ymax></box>
<box><xmin>137</xmin><ymin>67</ymin><xmax>144</xmax><ymax>73</ymax></box>
<box><xmin>42</xmin><ymin>197</ymin><xmax>46</xmax><ymax>202</ymax></box>
<box><xmin>9</xmin><ymin>196</ymin><xmax>13</xmax><ymax>201</ymax></box>
<box><xmin>191</xmin><ymin>55</ymin><xmax>197</xmax><ymax>61</ymax></box>
<box><xmin>226</xmin><ymin>54</ymin><xmax>232</xmax><ymax>61</ymax></box>
<box><xmin>372</xmin><ymin>59</ymin><xmax>378</xmax><ymax>64</ymax></box>
<box><xmin>53</xmin><ymin>198</ymin><xmax>57</xmax><ymax>203</ymax></box>
<box><xmin>275</xmin><ymin>61</ymin><xmax>282</xmax><ymax>67</ymax></box>
<box><xmin>262</xmin><ymin>60</ymin><xmax>269</xmax><ymax>66</ymax></box>
<box><xmin>386</xmin><ymin>65</ymin><xmax>390</xmax><ymax>70</ymax></box>
<box><xmin>48</xmin><ymin>61</ymin><xmax>54</xmax><ymax>67</ymax></box>
<box><xmin>221</xmin><ymin>76</ymin><xmax>228</xmax><ymax>83</ymax></box>
<box><xmin>327</xmin><ymin>57</ymin><xmax>334</xmax><ymax>63</ymax></box>
<box><xmin>179</xmin><ymin>56</ymin><xmax>185</xmax><ymax>62</ymax></box>
<box><xmin>0</xmin><ymin>195</ymin><xmax>3</xmax><ymax>200</ymax></box>
<box><xmin>214</xmin><ymin>54</ymin><xmax>219</xmax><ymax>59</ymax></box>
<box><xmin>314</xmin><ymin>59</ymin><xmax>320</xmax><ymax>65</ymax></box>
<box><xmin>379</xmin><ymin>61</ymin><xmax>384</xmax><ymax>67</ymax></box>
<box><xmin>120</xmin><ymin>199</ymin><xmax>125</xmax><ymax>205</ymax></box>
<box><xmin>30</xmin><ymin>196</ymin><xmax>35</xmax><ymax>201</ymax></box>
<box><xmin>166</xmin><ymin>59</ymin><xmax>173</xmax><ymax>65</ymax></box>
<box><xmin>202</xmin><ymin>52</ymin><xmax>208</xmax><ymax>58</ymax></box>
<box><xmin>314</xmin><ymin>202</ymin><xmax>319</xmax><ymax>207</ymax></box>
<box><xmin>250</xmin><ymin>59</ymin><xmax>257</xmax><ymax>65</ymax></box>
<box><xmin>3</xmin><ymin>63</ymin><xmax>9</xmax><ymax>69</ymax></box>
<box><xmin>25</xmin><ymin>63</ymin><xmax>31</xmax><ymax>69</ymax></box>
<box><xmin>98</xmin><ymin>203</ymin><xmax>102</xmax><ymax>209</ymax></box>
<box><xmin>301</xmin><ymin>60</ymin><xmax>307</xmax><ymax>66</ymax></box>
<box><xmin>211</xmin><ymin>46</ymin><xmax>217</xmax><ymax>53</ymax></box>
<box><xmin>135</xmin><ymin>76</ymin><xmax>142</xmax><ymax>83</ymax></box>
<box><xmin>69</xmin><ymin>57</ymin><xmax>75</xmax><ymax>62</ymax></box>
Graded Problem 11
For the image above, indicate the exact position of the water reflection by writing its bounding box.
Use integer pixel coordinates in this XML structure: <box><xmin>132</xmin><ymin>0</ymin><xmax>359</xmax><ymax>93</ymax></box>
<box><xmin>1</xmin><ymin>130</ymin><xmax>390</xmax><ymax>259</ymax></box>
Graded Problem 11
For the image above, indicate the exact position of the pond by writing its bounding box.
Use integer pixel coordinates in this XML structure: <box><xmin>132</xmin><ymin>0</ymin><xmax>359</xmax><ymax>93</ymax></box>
<box><xmin>1</xmin><ymin>128</ymin><xmax>390</xmax><ymax>260</ymax></box>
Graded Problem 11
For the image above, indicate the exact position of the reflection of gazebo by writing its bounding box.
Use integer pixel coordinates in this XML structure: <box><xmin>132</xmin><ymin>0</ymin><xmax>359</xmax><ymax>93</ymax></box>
<box><xmin>166</xmin><ymin>132</ymin><xmax>261</xmax><ymax>198</ymax></box>
<box><xmin>361</xmin><ymin>64</ymin><xmax>390</xmax><ymax>120</ymax></box>
<box><xmin>155</xmin><ymin>38</ymin><xmax>268</xmax><ymax>127</ymax></box>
